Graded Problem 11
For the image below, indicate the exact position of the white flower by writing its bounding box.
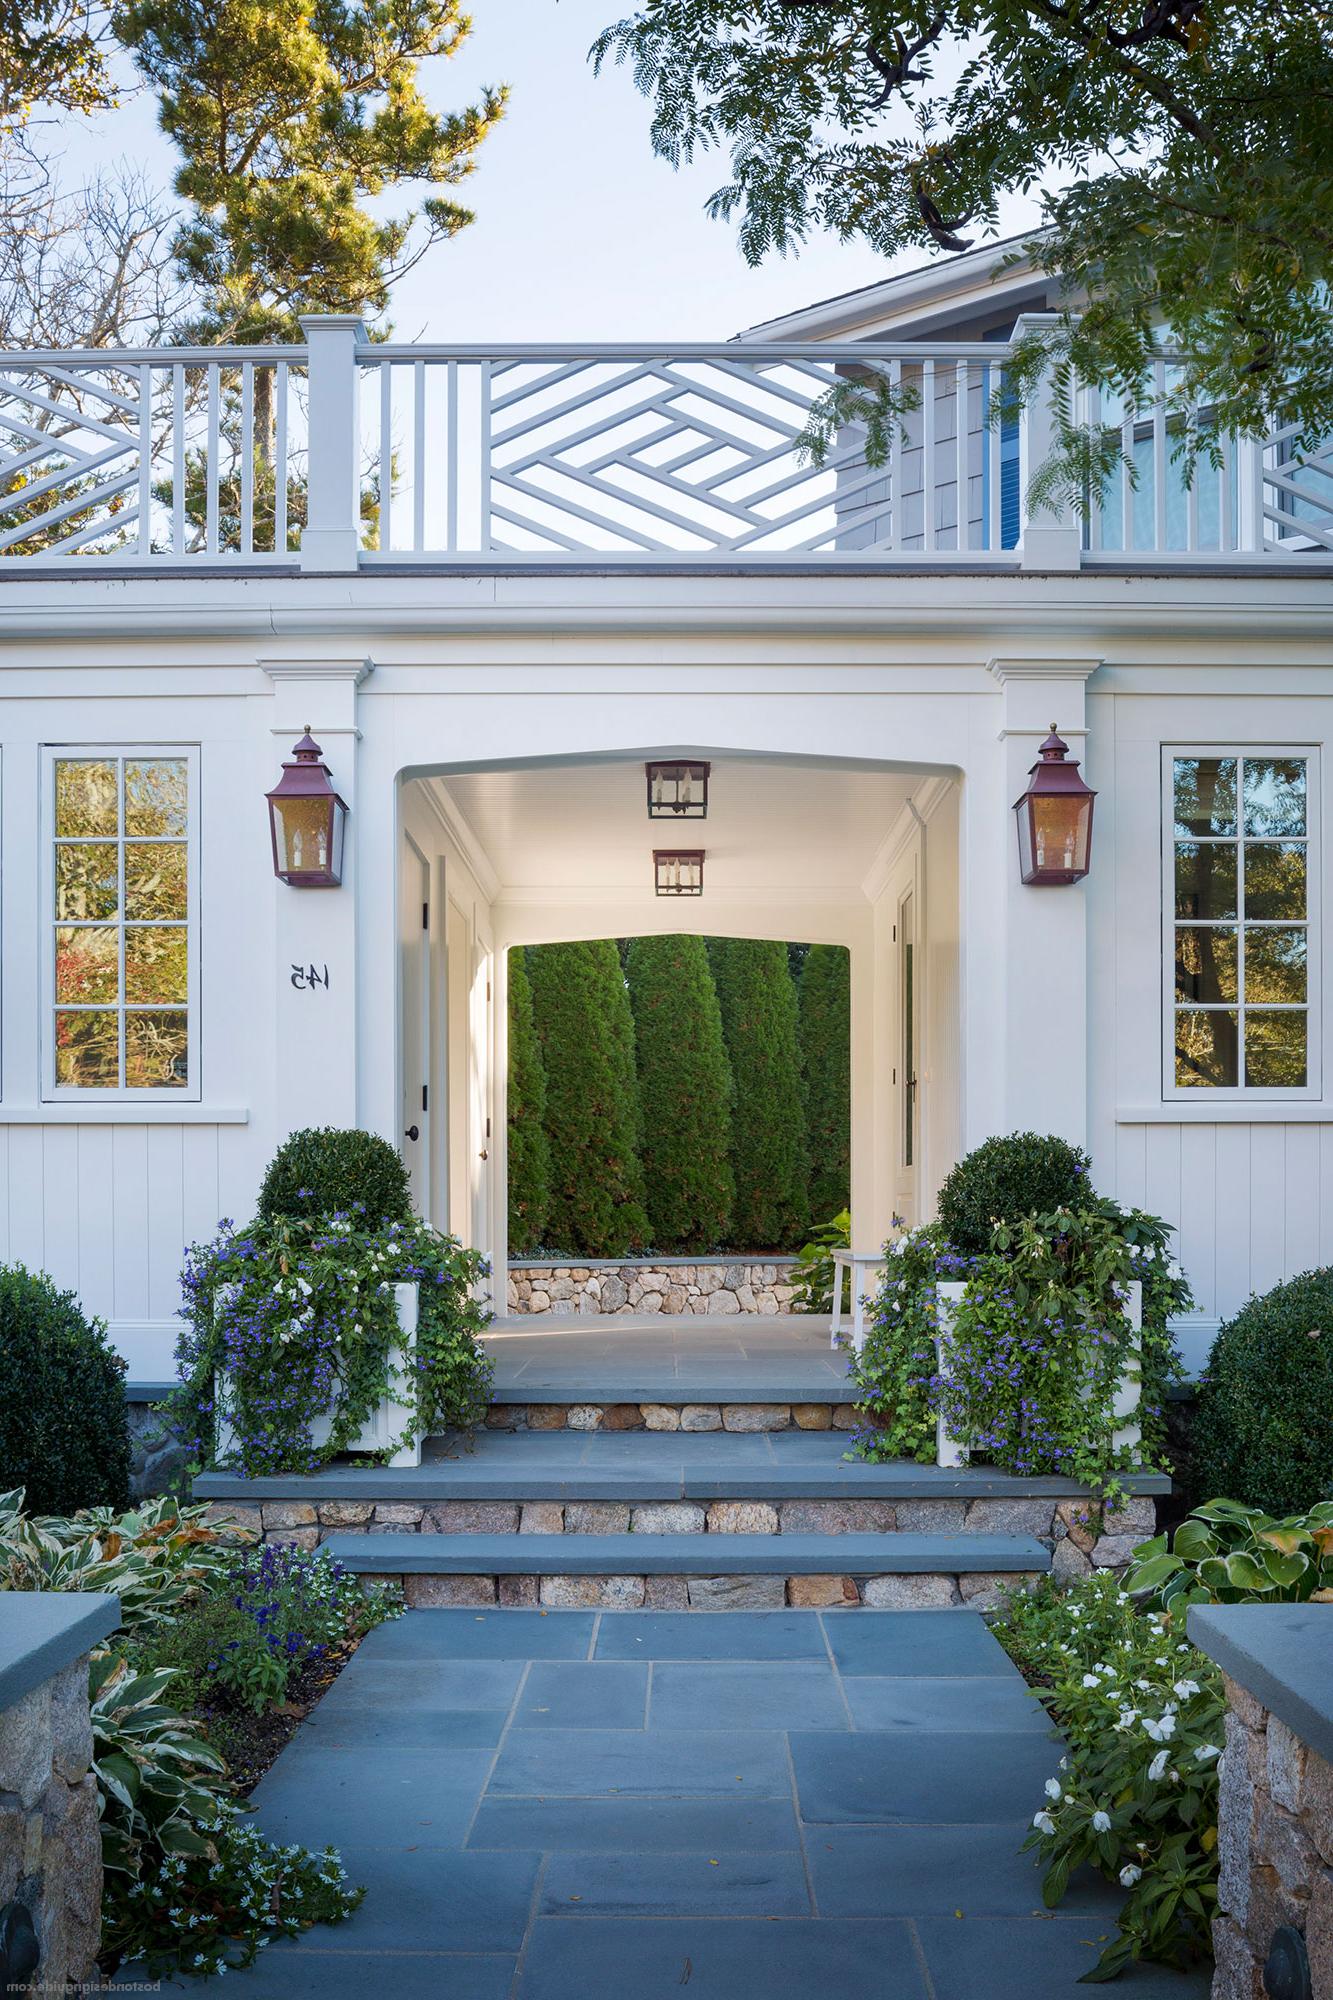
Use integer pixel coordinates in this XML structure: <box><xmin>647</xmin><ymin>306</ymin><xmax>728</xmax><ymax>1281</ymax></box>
<box><xmin>1033</xmin><ymin>1812</ymin><xmax>1056</xmax><ymax>1835</ymax></box>
<box><xmin>1092</xmin><ymin>1811</ymin><xmax>1112</xmax><ymax>1833</ymax></box>
<box><xmin>297</xmin><ymin>1277</ymin><xmax>312</xmax><ymax>1296</ymax></box>
<box><xmin>1143</xmin><ymin>1712</ymin><xmax>1177</xmax><ymax>1742</ymax></box>
<box><xmin>1045</xmin><ymin>1779</ymin><xmax>1063</xmax><ymax>1801</ymax></box>
<box><xmin>1174</xmin><ymin>1679</ymin><xmax>1200</xmax><ymax>1700</ymax></box>
<box><xmin>1082</xmin><ymin>1673</ymin><xmax>1100</xmax><ymax>1688</ymax></box>
<box><xmin>1119</xmin><ymin>1865</ymin><xmax>1142</xmax><ymax>1888</ymax></box>
<box><xmin>1195</xmin><ymin>1743</ymin><xmax>1222</xmax><ymax>1763</ymax></box>
<box><xmin>1148</xmin><ymin>1750</ymin><xmax>1170</xmax><ymax>1781</ymax></box>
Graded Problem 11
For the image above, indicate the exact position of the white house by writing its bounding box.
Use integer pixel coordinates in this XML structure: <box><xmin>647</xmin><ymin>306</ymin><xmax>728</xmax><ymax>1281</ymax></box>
<box><xmin>2</xmin><ymin>239</ymin><xmax>1331</xmax><ymax>1381</ymax></box>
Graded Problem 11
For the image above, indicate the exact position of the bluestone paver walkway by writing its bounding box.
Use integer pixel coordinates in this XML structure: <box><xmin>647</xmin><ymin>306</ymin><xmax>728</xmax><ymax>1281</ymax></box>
<box><xmin>131</xmin><ymin>1610</ymin><xmax>1211</xmax><ymax>1998</ymax></box>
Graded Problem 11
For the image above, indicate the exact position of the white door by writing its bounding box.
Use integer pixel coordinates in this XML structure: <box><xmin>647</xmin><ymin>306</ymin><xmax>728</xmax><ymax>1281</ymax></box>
<box><xmin>895</xmin><ymin>882</ymin><xmax>921</xmax><ymax>1225</ymax></box>
<box><xmin>399</xmin><ymin>839</ymin><xmax>431</xmax><ymax>1214</ymax></box>
<box><xmin>470</xmin><ymin>943</ymin><xmax>492</xmax><ymax>1257</ymax></box>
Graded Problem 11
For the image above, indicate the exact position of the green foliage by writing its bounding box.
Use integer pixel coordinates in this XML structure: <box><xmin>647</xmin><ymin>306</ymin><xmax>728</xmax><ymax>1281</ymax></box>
<box><xmin>1125</xmin><ymin>1498</ymin><xmax>1333</xmax><ymax>1613</ymax></box>
<box><xmin>798</xmin><ymin>944</ymin><xmax>851</xmax><ymax>1221</ymax></box>
<box><xmin>991</xmin><ymin>1570</ymin><xmax>1221</xmax><ymax>1980</ymax></box>
<box><xmin>507</xmin><ymin>948</ymin><xmax>552</xmax><ymax>1257</ymax></box>
<box><xmin>0</xmin><ymin>1488</ymin><xmax>242</xmax><ymax>1629</ymax></box>
<box><xmin>710</xmin><ymin>937</ymin><xmax>809</xmax><ymax>1250</ymax></box>
<box><xmin>257</xmin><ymin>1125</ymin><xmax>412</xmax><ymax>1230</ymax></box>
<box><xmin>593</xmin><ymin>3</ymin><xmax>1333</xmax><ymax>487</ymax></box>
<box><xmin>115</xmin><ymin>0</ymin><xmax>505</xmax><ymax>346</ymax></box>
<box><xmin>936</xmin><ymin>1131</ymin><xmax>1094</xmax><ymax>1255</ymax></box>
<box><xmin>0</xmin><ymin>1263</ymin><xmax>131</xmax><ymax>1515</ymax></box>
<box><xmin>176</xmin><ymin>1209</ymin><xmax>492</xmax><ymax>1475</ymax></box>
<box><xmin>1191</xmin><ymin>1268</ymin><xmax>1333</xmax><ymax>1515</ymax></box>
<box><xmin>529</xmin><ymin>939</ymin><xmax>649</xmax><ymax>1257</ymax></box>
<box><xmin>789</xmin><ymin>1209</ymin><xmax>851</xmax><ymax>1316</ymax></box>
<box><xmin>627</xmin><ymin>933</ymin><xmax>734</xmax><ymax>1252</ymax></box>
<box><xmin>0</xmin><ymin>3</ymin><xmax>114</xmax><ymax>126</ymax></box>
<box><xmin>851</xmin><ymin>1197</ymin><xmax>1189</xmax><ymax>1491</ymax></box>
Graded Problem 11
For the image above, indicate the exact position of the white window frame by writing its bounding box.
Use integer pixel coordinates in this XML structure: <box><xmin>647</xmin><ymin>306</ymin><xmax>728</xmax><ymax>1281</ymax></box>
<box><xmin>1161</xmin><ymin>744</ymin><xmax>1321</xmax><ymax>1103</ymax></box>
<box><xmin>42</xmin><ymin>744</ymin><xmax>201</xmax><ymax>1103</ymax></box>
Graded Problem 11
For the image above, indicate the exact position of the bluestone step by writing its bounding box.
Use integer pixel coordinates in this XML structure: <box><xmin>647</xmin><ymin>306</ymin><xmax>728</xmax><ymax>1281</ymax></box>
<box><xmin>320</xmin><ymin>1531</ymin><xmax>1052</xmax><ymax>1576</ymax></box>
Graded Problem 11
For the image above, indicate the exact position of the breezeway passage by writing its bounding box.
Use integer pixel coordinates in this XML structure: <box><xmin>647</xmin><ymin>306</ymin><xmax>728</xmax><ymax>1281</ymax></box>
<box><xmin>122</xmin><ymin>1609</ymin><xmax>1209</xmax><ymax>1998</ymax></box>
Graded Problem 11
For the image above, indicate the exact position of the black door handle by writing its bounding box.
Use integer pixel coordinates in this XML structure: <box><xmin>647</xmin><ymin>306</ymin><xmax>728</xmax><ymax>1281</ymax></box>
<box><xmin>404</xmin><ymin>1125</ymin><xmax>420</xmax><ymax>1142</ymax></box>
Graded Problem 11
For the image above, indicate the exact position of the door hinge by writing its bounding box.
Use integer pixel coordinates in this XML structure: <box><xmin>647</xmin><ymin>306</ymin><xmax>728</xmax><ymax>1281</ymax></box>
<box><xmin>892</xmin><ymin>923</ymin><xmax>897</xmax><ymax>942</ymax></box>
<box><xmin>486</xmin><ymin>1116</ymin><xmax>492</xmax><ymax>1139</ymax></box>
<box><xmin>422</xmin><ymin>901</ymin><xmax>429</xmax><ymax>931</ymax></box>
<box><xmin>421</xmin><ymin>1083</ymin><xmax>428</xmax><ymax>1112</ymax></box>
<box><xmin>486</xmin><ymin>980</ymin><xmax>491</xmax><ymax>1002</ymax></box>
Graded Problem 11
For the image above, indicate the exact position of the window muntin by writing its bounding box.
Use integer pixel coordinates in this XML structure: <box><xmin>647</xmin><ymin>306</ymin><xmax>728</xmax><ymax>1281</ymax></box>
<box><xmin>46</xmin><ymin>750</ymin><xmax>197</xmax><ymax>1097</ymax></box>
<box><xmin>1166</xmin><ymin>751</ymin><xmax>1316</xmax><ymax>1096</ymax></box>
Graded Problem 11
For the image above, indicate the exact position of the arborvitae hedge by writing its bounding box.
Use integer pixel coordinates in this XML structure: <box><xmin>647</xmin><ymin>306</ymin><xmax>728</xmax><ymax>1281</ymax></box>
<box><xmin>529</xmin><ymin>938</ymin><xmax>649</xmax><ymax>1256</ymax></box>
<box><xmin>710</xmin><ymin>937</ymin><xmax>810</xmax><ymax>1250</ymax></box>
<box><xmin>799</xmin><ymin>944</ymin><xmax>851</xmax><ymax>1222</ymax></box>
<box><xmin>627</xmin><ymin>934</ymin><xmax>734</xmax><ymax>1251</ymax></box>
<box><xmin>507</xmin><ymin>948</ymin><xmax>551</xmax><ymax>1255</ymax></box>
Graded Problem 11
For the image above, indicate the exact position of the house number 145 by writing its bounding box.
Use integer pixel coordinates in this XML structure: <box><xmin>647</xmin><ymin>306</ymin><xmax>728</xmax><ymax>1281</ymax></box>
<box><xmin>291</xmin><ymin>963</ymin><xmax>331</xmax><ymax>991</ymax></box>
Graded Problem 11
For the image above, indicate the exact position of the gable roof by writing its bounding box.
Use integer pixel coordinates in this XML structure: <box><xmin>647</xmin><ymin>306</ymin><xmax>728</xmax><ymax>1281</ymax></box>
<box><xmin>735</xmin><ymin>232</ymin><xmax>1056</xmax><ymax>342</ymax></box>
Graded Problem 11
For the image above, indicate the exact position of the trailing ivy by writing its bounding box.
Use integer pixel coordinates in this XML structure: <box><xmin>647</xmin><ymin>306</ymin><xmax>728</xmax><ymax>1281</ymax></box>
<box><xmin>850</xmin><ymin>1201</ymin><xmax>1189</xmax><ymax>1495</ymax></box>
<box><xmin>174</xmin><ymin>1210</ymin><xmax>492</xmax><ymax>1476</ymax></box>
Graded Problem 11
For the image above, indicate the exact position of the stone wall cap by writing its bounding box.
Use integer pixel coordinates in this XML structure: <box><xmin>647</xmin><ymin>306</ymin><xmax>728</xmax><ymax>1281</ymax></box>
<box><xmin>0</xmin><ymin>1592</ymin><xmax>120</xmax><ymax>1711</ymax></box>
<box><xmin>1188</xmin><ymin>1604</ymin><xmax>1333</xmax><ymax>1764</ymax></box>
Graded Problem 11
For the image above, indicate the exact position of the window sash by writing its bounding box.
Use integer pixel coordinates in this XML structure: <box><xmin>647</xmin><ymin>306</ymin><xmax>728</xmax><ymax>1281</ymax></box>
<box><xmin>42</xmin><ymin>745</ymin><xmax>200</xmax><ymax>1102</ymax></box>
<box><xmin>1161</xmin><ymin>745</ymin><xmax>1320</xmax><ymax>1100</ymax></box>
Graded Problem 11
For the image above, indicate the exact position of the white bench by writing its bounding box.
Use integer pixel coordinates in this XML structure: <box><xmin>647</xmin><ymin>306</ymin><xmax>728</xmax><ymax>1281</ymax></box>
<box><xmin>829</xmin><ymin>1249</ymin><xmax>886</xmax><ymax>1355</ymax></box>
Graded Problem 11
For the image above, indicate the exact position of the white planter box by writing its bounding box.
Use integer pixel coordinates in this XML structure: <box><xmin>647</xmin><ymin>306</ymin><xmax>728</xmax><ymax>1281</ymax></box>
<box><xmin>215</xmin><ymin>1280</ymin><xmax>421</xmax><ymax>1470</ymax></box>
<box><xmin>934</xmin><ymin>1278</ymin><xmax>1142</xmax><ymax>1470</ymax></box>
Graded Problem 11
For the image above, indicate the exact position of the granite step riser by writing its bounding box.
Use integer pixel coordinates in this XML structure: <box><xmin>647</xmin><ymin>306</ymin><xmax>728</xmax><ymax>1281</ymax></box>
<box><xmin>484</xmin><ymin>1403</ymin><xmax>857</xmax><ymax>1431</ymax></box>
<box><xmin>203</xmin><ymin>1493</ymin><xmax>1154</xmax><ymax>1572</ymax></box>
<box><xmin>399</xmin><ymin>1572</ymin><xmax>1033</xmax><ymax>1612</ymax></box>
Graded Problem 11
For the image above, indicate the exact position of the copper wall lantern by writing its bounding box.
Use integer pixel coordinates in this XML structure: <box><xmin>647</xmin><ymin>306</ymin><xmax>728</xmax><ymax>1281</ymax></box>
<box><xmin>266</xmin><ymin>729</ymin><xmax>348</xmax><ymax>887</ymax></box>
<box><xmin>654</xmin><ymin>850</ymin><xmax>705</xmax><ymax>896</ymax></box>
<box><xmin>1013</xmin><ymin>727</ymin><xmax>1096</xmax><ymax>885</ymax></box>
<box><xmin>646</xmin><ymin>761</ymin><xmax>709</xmax><ymax>818</ymax></box>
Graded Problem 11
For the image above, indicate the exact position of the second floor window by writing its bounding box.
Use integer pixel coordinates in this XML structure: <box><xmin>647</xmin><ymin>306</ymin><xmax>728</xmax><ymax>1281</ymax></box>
<box><xmin>1167</xmin><ymin>749</ymin><xmax>1315</xmax><ymax>1095</ymax></box>
<box><xmin>46</xmin><ymin>748</ymin><xmax>197</xmax><ymax>1097</ymax></box>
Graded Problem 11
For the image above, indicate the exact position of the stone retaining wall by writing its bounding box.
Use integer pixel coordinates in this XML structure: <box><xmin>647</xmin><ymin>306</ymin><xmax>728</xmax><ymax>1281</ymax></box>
<box><xmin>486</xmin><ymin>1400</ymin><xmax>854</xmax><ymax>1433</ymax></box>
<box><xmin>0</xmin><ymin>1659</ymin><xmax>102</xmax><ymax>1990</ymax></box>
<box><xmin>505</xmin><ymin>1260</ymin><xmax>799</xmax><ymax>1316</ymax></box>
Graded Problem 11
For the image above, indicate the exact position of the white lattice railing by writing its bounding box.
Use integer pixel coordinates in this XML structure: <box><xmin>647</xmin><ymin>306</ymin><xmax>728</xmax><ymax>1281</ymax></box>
<box><xmin>0</xmin><ymin>316</ymin><xmax>1330</xmax><ymax>570</ymax></box>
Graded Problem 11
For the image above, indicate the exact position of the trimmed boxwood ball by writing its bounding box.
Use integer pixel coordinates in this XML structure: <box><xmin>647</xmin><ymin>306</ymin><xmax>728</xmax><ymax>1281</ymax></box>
<box><xmin>0</xmin><ymin>1264</ymin><xmax>130</xmax><ymax>1514</ymax></box>
<box><xmin>1191</xmin><ymin>1268</ymin><xmax>1333</xmax><ymax>1515</ymax></box>
<box><xmin>936</xmin><ymin>1130</ymin><xmax>1095</xmax><ymax>1254</ymax></box>
<box><xmin>257</xmin><ymin>1126</ymin><xmax>412</xmax><ymax>1228</ymax></box>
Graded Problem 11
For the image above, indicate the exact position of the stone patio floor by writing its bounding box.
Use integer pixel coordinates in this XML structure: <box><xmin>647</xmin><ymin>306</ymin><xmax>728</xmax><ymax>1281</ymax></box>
<box><xmin>129</xmin><ymin>1609</ymin><xmax>1210</xmax><ymax>1998</ymax></box>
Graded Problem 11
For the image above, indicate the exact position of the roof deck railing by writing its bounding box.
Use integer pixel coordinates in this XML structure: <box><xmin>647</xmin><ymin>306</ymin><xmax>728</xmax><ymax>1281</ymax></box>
<box><xmin>0</xmin><ymin>313</ymin><xmax>1328</xmax><ymax>572</ymax></box>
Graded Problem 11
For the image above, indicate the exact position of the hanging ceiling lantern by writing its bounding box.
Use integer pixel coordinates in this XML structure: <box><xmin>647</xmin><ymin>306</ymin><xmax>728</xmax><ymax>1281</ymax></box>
<box><xmin>266</xmin><ymin>728</ymin><xmax>348</xmax><ymax>888</ymax></box>
<box><xmin>654</xmin><ymin>849</ymin><xmax>705</xmax><ymax>896</ymax></box>
<box><xmin>1013</xmin><ymin>726</ymin><xmax>1096</xmax><ymax>885</ymax></box>
<box><xmin>646</xmin><ymin>760</ymin><xmax>710</xmax><ymax>818</ymax></box>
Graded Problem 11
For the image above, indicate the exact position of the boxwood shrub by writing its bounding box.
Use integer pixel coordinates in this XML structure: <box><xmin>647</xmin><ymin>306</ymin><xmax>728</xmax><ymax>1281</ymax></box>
<box><xmin>935</xmin><ymin>1130</ymin><xmax>1095</xmax><ymax>1253</ymax></box>
<box><xmin>1191</xmin><ymin>1267</ymin><xmax>1333</xmax><ymax>1514</ymax></box>
<box><xmin>257</xmin><ymin>1126</ymin><xmax>412</xmax><ymax>1228</ymax></box>
<box><xmin>0</xmin><ymin>1263</ymin><xmax>130</xmax><ymax>1513</ymax></box>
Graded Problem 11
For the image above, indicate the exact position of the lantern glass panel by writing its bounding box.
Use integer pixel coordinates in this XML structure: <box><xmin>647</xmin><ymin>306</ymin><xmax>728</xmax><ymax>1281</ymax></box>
<box><xmin>273</xmin><ymin>796</ymin><xmax>338</xmax><ymax>881</ymax></box>
<box><xmin>1031</xmin><ymin>794</ymin><xmax>1091</xmax><ymax>877</ymax></box>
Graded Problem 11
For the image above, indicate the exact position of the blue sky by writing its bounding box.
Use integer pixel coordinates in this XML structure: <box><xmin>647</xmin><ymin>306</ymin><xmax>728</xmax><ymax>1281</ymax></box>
<box><xmin>56</xmin><ymin>0</ymin><xmax>1043</xmax><ymax>343</ymax></box>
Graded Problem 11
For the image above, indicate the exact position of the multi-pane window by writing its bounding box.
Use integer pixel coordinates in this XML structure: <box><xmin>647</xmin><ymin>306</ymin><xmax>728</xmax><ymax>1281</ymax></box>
<box><xmin>1168</xmin><ymin>752</ymin><xmax>1314</xmax><ymax>1093</ymax></box>
<box><xmin>47</xmin><ymin>750</ymin><xmax>196</xmax><ymax>1095</ymax></box>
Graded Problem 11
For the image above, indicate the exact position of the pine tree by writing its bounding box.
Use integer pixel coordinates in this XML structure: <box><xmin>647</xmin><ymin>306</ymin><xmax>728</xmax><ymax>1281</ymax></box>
<box><xmin>506</xmin><ymin>948</ymin><xmax>551</xmax><ymax>1257</ymax></box>
<box><xmin>799</xmin><ymin>944</ymin><xmax>851</xmax><ymax>1223</ymax></box>
<box><xmin>529</xmin><ymin>939</ymin><xmax>649</xmax><ymax>1257</ymax></box>
<box><xmin>709</xmin><ymin>938</ymin><xmax>809</xmax><ymax>1250</ymax></box>
<box><xmin>627</xmin><ymin>934</ymin><xmax>733</xmax><ymax>1252</ymax></box>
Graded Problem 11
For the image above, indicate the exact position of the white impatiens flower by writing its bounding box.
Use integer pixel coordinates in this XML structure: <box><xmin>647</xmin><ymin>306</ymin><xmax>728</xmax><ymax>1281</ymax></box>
<box><xmin>1045</xmin><ymin>1779</ymin><xmax>1063</xmax><ymax>1801</ymax></box>
<box><xmin>1033</xmin><ymin>1812</ymin><xmax>1056</xmax><ymax>1835</ymax></box>
<box><xmin>1143</xmin><ymin>1712</ymin><xmax>1177</xmax><ymax>1742</ymax></box>
<box><xmin>1174</xmin><ymin>1679</ymin><xmax>1200</xmax><ymax>1700</ymax></box>
<box><xmin>1120</xmin><ymin>1865</ymin><xmax>1143</xmax><ymax>1888</ymax></box>
<box><xmin>1195</xmin><ymin>1743</ymin><xmax>1222</xmax><ymax>1763</ymax></box>
<box><xmin>1148</xmin><ymin>1750</ymin><xmax>1170</xmax><ymax>1781</ymax></box>
<box><xmin>1082</xmin><ymin>1673</ymin><xmax>1101</xmax><ymax>1688</ymax></box>
<box><xmin>1092</xmin><ymin>1811</ymin><xmax>1112</xmax><ymax>1833</ymax></box>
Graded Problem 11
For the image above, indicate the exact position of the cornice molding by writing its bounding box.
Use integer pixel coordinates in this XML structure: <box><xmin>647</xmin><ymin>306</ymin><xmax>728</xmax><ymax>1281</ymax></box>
<box><xmin>988</xmin><ymin>656</ymin><xmax>1103</xmax><ymax>685</ymax></box>
<box><xmin>259</xmin><ymin>657</ymin><xmax>374</xmax><ymax>684</ymax></box>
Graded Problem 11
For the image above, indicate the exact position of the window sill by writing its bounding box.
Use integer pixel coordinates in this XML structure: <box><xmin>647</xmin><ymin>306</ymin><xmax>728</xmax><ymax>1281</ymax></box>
<box><xmin>1118</xmin><ymin>1103</ymin><xmax>1329</xmax><ymax>1125</ymax></box>
<box><xmin>0</xmin><ymin>1105</ymin><xmax>249</xmax><ymax>1125</ymax></box>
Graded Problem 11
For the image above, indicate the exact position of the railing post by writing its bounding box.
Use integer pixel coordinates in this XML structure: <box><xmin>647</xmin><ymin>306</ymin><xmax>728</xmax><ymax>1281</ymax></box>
<box><xmin>1236</xmin><ymin>433</ymin><xmax>1265</xmax><ymax>553</ymax></box>
<box><xmin>299</xmin><ymin>314</ymin><xmax>365</xmax><ymax>572</ymax></box>
<box><xmin>1012</xmin><ymin>312</ymin><xmax>1082</xmax><ymax>572</ymax></box>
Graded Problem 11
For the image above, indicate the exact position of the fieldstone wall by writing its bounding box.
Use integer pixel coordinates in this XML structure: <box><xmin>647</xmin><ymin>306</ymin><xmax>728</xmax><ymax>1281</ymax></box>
<box><xmin>1212</xmin><ymin>1675</ymin><xmax>1333</xmax><ymax>1999</ymax></box>
<box><xmin>485</xmin><ymin>1400</ymin><xmax>855</xmax><ymax>1433</ymax></box>
<box><xmin>0</xmin><ymin>1657</ymin><xmax>102</xmax><ymax>1990</ymax></box>
<box><xmin>505</xmin><ymin>1260</ymin><xmax>799</xmax><ymax>1316</ymax></box>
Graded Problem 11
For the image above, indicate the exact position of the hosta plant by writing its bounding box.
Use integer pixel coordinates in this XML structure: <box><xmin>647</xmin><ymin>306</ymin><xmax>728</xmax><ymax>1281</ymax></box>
<box><xmin>1125</xmin><ymin>1497</ymin><xmax>1333</xmax><ymax>1612</ymax></box>
<box><xmin>0</xmin><ymin>1488</ymin><xmax>244</xmax><ymax>1630</ymax></box>
<box><xmin>994</xmin><ymin>1570</ymin><xmax>1222</xmax><ymax>1981</ymax></box>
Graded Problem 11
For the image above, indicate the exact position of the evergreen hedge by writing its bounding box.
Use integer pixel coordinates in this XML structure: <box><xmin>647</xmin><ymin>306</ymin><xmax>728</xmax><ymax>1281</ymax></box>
<box><xmin>506</xmin><ymin>948</ymin><xmax>551</xmax><ymax>1255</ymax></box>
<box><xmin>1191</xmin><ymin>1269</ymin><xmax>1333</xmax><ymax>1514</ymax></box>
<box><xmin>710</xmin><ymin>937</ymin><xmax>810</xmax><ymax>1249</ymax></box>
<box><xmin>529</xmin><ymin>938</ymin><xmax>649</xmax><ymax>1256</ymax></box>
<box><xmin>799</xmin><ymin>943</ymin><xmax>851</xmax><ymax>1222</ymax></box>
<box><xmin>257</xmin><ymin>1126</ymin><xmax>413</xmax><ymax>1227</ymax></box>
<box><xmin>627</xmin><ymin>933</ymin><xmax>734</xmax><ymax>1251</ymax></box>
<box><xmin>0</xmin><ymin>1265</ymin><xmax>131</xmax><ymax>1514</ymax></box>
